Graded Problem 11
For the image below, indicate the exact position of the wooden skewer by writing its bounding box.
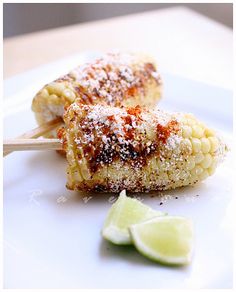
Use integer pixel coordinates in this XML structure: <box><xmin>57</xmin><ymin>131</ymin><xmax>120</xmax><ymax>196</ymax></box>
<box><xmin>16</xmin><ymin>117</ymin><xmax>63</xmax><ymax>139</ymax></box>
<box><xmin>4</xmin><ymin>138</ymin><xmax>62</xmax><ymax>153</ymax></box>
<box><xmin>3</xmin><ymin>117</ymin><xmax>63</xmax><ymax>156</ymax></box>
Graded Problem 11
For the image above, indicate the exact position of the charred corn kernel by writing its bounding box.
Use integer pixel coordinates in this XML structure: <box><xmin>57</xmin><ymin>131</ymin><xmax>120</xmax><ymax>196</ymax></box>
<box><xmin>192</xmin><ymin>125</ymin><xmax>204</xmax><ymax>138</ymax></box>
<box><xmin>182</xmin><ymin>125</ymin><xmax>192</xmax><ymax>138</ymax></box>
<box><xmin>61</xmin><ymin>103</ymin><xmax>227</xmax><ymax>192</ymax></box>
<box><xmin>192</xmin><ymin>138</ymin><xmax>201</xmax><ymax>153</ymax></box>
<box><xmin>201</xmin><ymin>138</ymin><xmax>211</xmax><ymax>153</ymax></box>
<box><xmin>201</xmin><ymin>154</ymin><xmax>212</xmax><ymax>169</ymax></box>
<box><xmin>209</xmin><ymin>136</ymin><xmax>219</xmax><ymax>152</ymax></box>
<box><xmin>195</xmin><ymin>152</ymin><xmax>204</xmax><ymax>164</ymax></box>
<box><xmin>31</xmin><ymin>52</ymin><xmax>162</xmax><ymax>137</ymax></box>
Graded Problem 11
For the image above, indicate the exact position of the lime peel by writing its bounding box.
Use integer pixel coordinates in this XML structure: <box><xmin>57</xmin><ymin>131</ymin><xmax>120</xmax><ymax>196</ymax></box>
<box><xmin>102</xmin><ymin>190</ymin><xmax>165</xmax><ymax>245</ymax></box>
<box><xmin>129</xmin><ymin>216</ymin><xmax>194</xmax><ymax>265</ymax></box>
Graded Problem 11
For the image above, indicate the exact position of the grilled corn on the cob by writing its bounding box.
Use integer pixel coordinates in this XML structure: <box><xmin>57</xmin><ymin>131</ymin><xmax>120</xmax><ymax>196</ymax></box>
<box><xmin>60</xmin><ymin>103</ymin><xmax>227</xmax><ymax>192</ymax></box>
<box><xmin>32</xmin><ymin>52</ymin><xmax>162</xmax><ymax>137</ymax></box>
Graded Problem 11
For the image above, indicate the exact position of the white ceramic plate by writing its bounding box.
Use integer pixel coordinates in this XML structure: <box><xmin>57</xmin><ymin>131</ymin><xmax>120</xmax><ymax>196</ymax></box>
<box><xmin>3</xmin><ymin>52</ymin><xmax>233</xmax><ymax>289</ymax></box>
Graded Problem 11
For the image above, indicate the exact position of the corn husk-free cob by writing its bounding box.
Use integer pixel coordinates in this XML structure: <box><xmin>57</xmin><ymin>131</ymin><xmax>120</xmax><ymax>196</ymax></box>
<box><xmin>32</xmin><ymin>52</ymin><xmax>162</xmax><ymax>137</ymax></box>
<box><xmin>60</xmin><ymin>102</ymin><xmax>227</xmax><ymax>192</ymax></box>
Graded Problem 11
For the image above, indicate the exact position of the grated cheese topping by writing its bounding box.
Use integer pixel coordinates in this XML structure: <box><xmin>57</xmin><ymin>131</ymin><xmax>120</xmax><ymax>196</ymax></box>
<box><xmin>67</xmin><ymin>52</ymin><xmax>162</xmax><ymax>106</ymax></box>
<box><xmin>61</xmin><ymin>103</ymin><xmax>227</xmax><ymax>193</ymax></box>
<box><xmin>66</xmin><ymin>103</ymin><xmax>182</xmax><ymax>176</ymax></box>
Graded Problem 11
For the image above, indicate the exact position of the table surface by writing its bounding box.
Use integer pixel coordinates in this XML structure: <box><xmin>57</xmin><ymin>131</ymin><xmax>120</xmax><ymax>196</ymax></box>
<box><xmin>4</xmin><ymin>7</ymin><xmax>233</xmax><ymax>89</ymax></box>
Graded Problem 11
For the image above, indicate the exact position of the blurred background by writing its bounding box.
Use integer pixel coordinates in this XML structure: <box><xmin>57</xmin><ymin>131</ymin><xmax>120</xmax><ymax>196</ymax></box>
<box><xmin>3</xmin><ymin>3</ymin><xmax>233</xmax><ymax>38</ymax></box>
<box><xmin>4</xmin><ymin>3</ymin><xmax>233</xmax><ymax>88</ymax></box>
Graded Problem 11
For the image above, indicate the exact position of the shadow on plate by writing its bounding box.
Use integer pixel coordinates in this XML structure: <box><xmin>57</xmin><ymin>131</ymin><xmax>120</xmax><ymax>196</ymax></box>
<box><xmin>26</xmin><ymin>150</ymin><xmax>67</xmax><ymax>177</ymax></box>
<box><xmin>99</xmin><ymin>238</ymin><xmax>189</xmax><ymax>270</ymax></box>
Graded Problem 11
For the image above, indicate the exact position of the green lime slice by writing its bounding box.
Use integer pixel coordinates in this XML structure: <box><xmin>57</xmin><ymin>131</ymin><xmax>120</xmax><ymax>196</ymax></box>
<box><xmin>102</xmin><ymin>190</ymin><xmax>165</xmax><ymax>245</ymax></box>
<box><xmin>129</xmin><ymin>216</ymin><xmax>194</xmax><ymax>265</ymax></box>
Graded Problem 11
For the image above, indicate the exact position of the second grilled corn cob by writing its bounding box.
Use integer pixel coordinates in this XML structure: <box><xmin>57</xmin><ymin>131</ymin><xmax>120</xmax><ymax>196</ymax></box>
<box><xmin>60</xmin><ymin>103</ymin><xmax>227</xmax><ymax>192</ymax></box>
<box><xmin>32</xmin><ymin>52</ymin><xmax>162</xmax><ymax>137</ymax></box>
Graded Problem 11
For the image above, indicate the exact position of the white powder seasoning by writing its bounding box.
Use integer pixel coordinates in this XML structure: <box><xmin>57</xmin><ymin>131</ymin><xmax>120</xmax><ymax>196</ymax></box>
<box><xmin>67</xmin><ymin>52</ymin><xmax>161</xmax><ymax>106</ymax></box>
<box><xmin>65</xmin><ymin>101</ymin><xmax>227</xmax><ymax>192</ymax></box>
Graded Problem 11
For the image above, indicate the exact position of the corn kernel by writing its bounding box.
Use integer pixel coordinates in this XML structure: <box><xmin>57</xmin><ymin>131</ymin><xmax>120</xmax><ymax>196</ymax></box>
<box><xmin>63</xmin><ymin>89</ymin><xmax>76</xmax><ymax>102</ymax></box>
<box><xmin>201</xmin><ymin>154</ymin><xmax>212</xmax><ymax>169</ymax></box>
<box><xmin>182</xmin><ymin>125</ymin><xmax>192</xmax><ymax>138</ymax></box>
<box><xmin>49</xmin><ymin>94</ymin><xmax>59</xmax><ymax>103</ymax></box>
<box><xmin>40</xmin><ymin>88</ymin><xmax>49</xmax><ymax>99</ymax></box>
<box><xmin>208</xmin><ymin>159</ymin><xmax>217</xmax><ymax>175</ymax></box>
<box><xmin>192</xmin><ymin>125</ymin><xmax>204</xmax><ymax>138</ymax></box>
<box><xmin>159</xmin><ymin>172</ymin><xmax>169</xmax><ymax>184</ymax></box>
<box><xmin>74</xmin><ymin>169</ymin><xmax>83</xmax><ymax>182</ymax></box>
<box><xmin>186</xmin><ymin>157</ymin><xmax>195</xmax><ymax>170</ymax></box>
<box><xmin>191</xmin><ymin>165</ymin><xmax>203</xmax><ymax>176</ymax></box>
<box><xmin>192</xmin><ymin>138</ymin><xmax>201</xmax><ymax>153</ymax></box>
<box><xmin>208</xmin><ymin>137</ymin><xmax>219</xmax><ymax>153</ymax></box>
<box><xmin>199</xmin><ymin>170</ymin><xmax>209</xmax><ymax>180</ymax></box>
<box><xmin>47</xmin><ymin>82</ymin><xmax>65</xmax><ymax>95</ymax></box>
<box><xmin>195</xmin><ymin>152</ymin><xmax>204</xmax><ymax>164</ymax></box>
<box><xmin>181</xmin><ymin>139</ymin><xmax>192</xmax><ymax>152</ymax></box>
<box><xmin>185</xmin><ymin>113</ymin><xmax>195</xmax><ymax>120</ymax></box>
<box><xmin>201</xmin><ymin>138</ymin><xmax>211</xmax><ymax>153</ymax></box>
<box><xmin>150</xmin><ymin>158</ymin><xmax>158</xmax><ymax>171</ymax></box>
<box><xmin>69</xmin><ymin>70</ymin><xmax>79</xmax><ymax>80</ymax></box>
<box><xmin>198</xmin><ymin>121</ymin><xmax>206</xmax><ymax>128</ymax></box>
<box><xmin>157</xmin><ymin>160</ymin><xmax>165</xmax><ymax>170</ymax></box>
<box><xmin>185</xmin><ymin>113</ymin><xmax>195</xmax><ymax>121</ymax></box>
<box><xmin>208</xmin><ymin>165</ymin><xmax>217</xmax><ymax>176</ymax></box>
<box><xmin>187</xmin><ymin>119</ymin><xmax>195</xmax><ymax>126</ymax></box>
<box><xmin>205</xmin><ymin>128</ymin><xmax>215</xmax><ymax>137</ymax></box>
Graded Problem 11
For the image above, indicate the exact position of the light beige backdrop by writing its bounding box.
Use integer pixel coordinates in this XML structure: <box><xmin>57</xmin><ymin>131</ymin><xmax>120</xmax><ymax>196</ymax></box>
<box><xmin>3</xmin><ymin>3</ymin><xmax>233</xmax><ymax>38</ymax></box>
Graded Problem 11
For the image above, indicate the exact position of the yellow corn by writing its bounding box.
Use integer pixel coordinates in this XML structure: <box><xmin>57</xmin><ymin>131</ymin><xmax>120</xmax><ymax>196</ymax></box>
<box><xmin>32</xmin><ymin>52</ymin><xmax>162</xmax><ymax>137</ymax></box>
<box><xmin>61</xmin><ymin>103</ymin><xmax>227</xmax><ymax>192</ymax></box>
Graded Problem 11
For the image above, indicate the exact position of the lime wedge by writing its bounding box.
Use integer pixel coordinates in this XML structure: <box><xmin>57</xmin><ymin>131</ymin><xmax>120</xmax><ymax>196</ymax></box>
<box><xmin>129</xmin><ymin>216</ymin><xmax>194</xmax><ymax>265</ymax></box>
<box><xmin>102</xmin><ymin>190</ymin><xmax>165</xmax><ymax>245</ymax></box>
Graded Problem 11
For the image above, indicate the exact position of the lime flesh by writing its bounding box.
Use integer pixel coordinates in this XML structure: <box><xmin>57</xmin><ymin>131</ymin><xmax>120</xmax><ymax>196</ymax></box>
<box><xmin>129</xmin><ymin>216</ymin><xmax>194</xmax><ymax>265</ymax></box>
<box><xmin>102</xmin><ymin>190</ymin><xmax>165</xmax><ymax>245</ymax></box>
